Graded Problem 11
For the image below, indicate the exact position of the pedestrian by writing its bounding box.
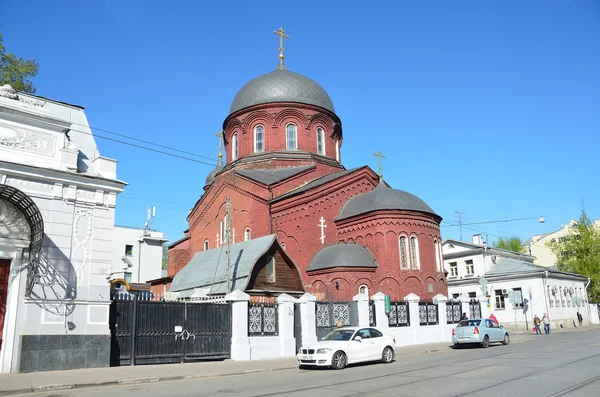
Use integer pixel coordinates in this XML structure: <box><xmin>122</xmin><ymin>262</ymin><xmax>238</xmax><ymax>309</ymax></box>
<box><xmin>489</xmin><ymin>313</ymin><xmax>499</xmax><ymax>324</ymax></box>
<box><xmin>577</xmin><ymin>311</ymin><xmax>583</xmax><ymax>326</ymax></box>
<box><xmin>542</xmin><ymin>313</ymin><xmax>550</xmax><ymax>334</ymax></box>
<box><xmin>534</xmin><ymin>315</ymin><xmax>542</xmax><ymax>335</ymax></box>
<box><xmin>460</xmin><ymin>312</ymin><xmax>468</xmax><ymax>321</ymax></box>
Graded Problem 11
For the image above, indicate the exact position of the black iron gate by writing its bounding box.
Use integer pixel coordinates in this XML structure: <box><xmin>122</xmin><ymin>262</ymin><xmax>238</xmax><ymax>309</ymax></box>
<box><xmin>315</xmin><ymin>301</ymin><xmax>358</xmax><ymax>341</ymax></box>
<box><xmin>110</xmin><ymin>297</ymin><xmax>231</xmax><ymax>366</ymax></box>
<box><xmin>469</xmin><ymin>301</ymin><xmax>482</xmax><ymax>319</ymax></box>
<box><xmin>294</xmin><ymin>302</ymin><xmax>302</xmax><ymax>352</ymax></box>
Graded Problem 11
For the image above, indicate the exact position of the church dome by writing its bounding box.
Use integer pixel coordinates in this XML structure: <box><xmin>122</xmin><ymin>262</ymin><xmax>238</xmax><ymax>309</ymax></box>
<box><xmin>336</xmin><ymin>181</ymin><xmax>439</xmax><ymax>221</ymax></box>
<box><xmin>204</xmin><ymin>158</ymin><xmax>223</xmax><ymax>189</ymax></box>
<box><xmin>307</xmin><ymin>243</ymin><xmax>379</xmax><ymax>272</ymax></box>
<box><xmin>229</xmin><ymin>64</ymin><xmax>335</xmax><ymax>115</ymax></box>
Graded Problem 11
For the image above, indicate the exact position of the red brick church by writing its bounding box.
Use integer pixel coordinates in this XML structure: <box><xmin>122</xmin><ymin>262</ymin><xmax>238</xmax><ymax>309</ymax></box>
<box><xmin>163</xmin><ymin>33</ymin><xmax>447</xmax><ymax>301</ymax></box>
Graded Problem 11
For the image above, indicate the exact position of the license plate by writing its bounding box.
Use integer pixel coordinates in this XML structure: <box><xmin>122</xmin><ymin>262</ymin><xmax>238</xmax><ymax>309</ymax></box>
<box><xmin>300</xmin><ymin>356</ymin><xmax>311</xmax><ymax>360</ymax></box>
<box><xmin>458</xmin><ymin>338</ymin><xmax>470</xmax><ymax>342</ymax></box>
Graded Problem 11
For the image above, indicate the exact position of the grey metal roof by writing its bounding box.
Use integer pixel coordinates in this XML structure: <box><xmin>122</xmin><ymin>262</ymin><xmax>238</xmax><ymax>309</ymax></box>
<box><xmin>336</xmin><ymin>182</ymin><xmax>439</xmax><ymax>221</ymax></box>
<box><xmin>273</xmin><ymin>168</ymin><xmax>361</xmax><ymax>202</ymax></box>
<box><xmin>229</xmin><ymin>65</ymin><xmax>335</xmax><ymax>114</ymax></box>
<box><xmin>204</xmin><ymin>158</ymin><xmax>224</xmax><ymax>188</ymax></box>
<box><xmin>236</xmin><ymin>165</ymin><xmax>313</xmax><ymax>186</ymax></box>
<box><xmin>486</xmin><ymin>258</ymin><xmax>550</xmax><ymax>276</ymax></box>
<box><xmin>170</xmin><ymin>234</ymin><xmax>278</xmax><ymax>295</ymax></box>
<box><xmin>307</xmin><ymin>244</ymin><xmax>379</xmax><ymax>272</ymax></box>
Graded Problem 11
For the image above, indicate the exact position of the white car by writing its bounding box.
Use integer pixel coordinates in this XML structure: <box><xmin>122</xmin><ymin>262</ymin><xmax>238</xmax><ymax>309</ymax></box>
<box><xmin>297</xmin><ymin>327</ymin><xmax>397</xmax><ymax>370</ymax></box>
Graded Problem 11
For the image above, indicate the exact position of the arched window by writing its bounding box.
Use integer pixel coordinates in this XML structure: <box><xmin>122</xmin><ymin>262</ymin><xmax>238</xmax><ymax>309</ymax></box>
<box><xmin>359</xmin><ymin>285</ymin><xmax>368</xmax><ymax>296</ymax></box>
<box><xmin>335</xmin><ymin>138</ymin><xmax>340</xmax><ymax>162</ymax></box>
<box><xmin>399</xmin><ymin>235</ymin><xmax>409</xmax><ymax>270</ymax></box>
<box><xmin>266</xmin><ymin>255</ymin><xmax>276</xmax><ymax>283</ymax></box>
<box><xmin>410</xmin><ymin>235</ymin><xmax>420</xmax><ymax>269</ymax></box>
<box><xmin>244</xmin><ymin>228</ymin><xmax>251</xmax><ymax>241</ymax></box>
<box><xmin>286</xmin><ymin>123</ymin><xmax>297</xmax><ymax>150</ymax></box>
<box><xmin>232</xmin><ymin>132</ymin><xmax>239</xmax><ymax>160</ymax></box>
<box><xmin>434</xmin><ymin>239</ymin><xmax>441</xmax><ymax>272</ymax></box>
<box><xmin>317</xmin><ymin>127</ymin><xmax>325</xmax><ymax>155</ymax></box>
<box><xmin>281</xmin><ymin>242</ymin><xmax>286</xmax><ymax>250</ymax></box>
<box><xmin>254</xmin><ymin>125</ymin><xmax>264</xmax><ymax>152</ymax></box>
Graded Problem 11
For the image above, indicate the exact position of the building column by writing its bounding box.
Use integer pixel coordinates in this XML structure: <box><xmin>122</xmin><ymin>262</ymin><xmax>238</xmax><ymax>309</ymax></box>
<box><xmin>434</xmin><ymin>294</ymin><xmax>448</xmax><ymax>326</ymax></box>
<box><xmin>276</xmin><ymin>293</ymin><xmax>296</xmax><ymax>357</ymax></box>
<box><xmin>298</xmin><ymin>293</ymin><xmax>317</xmax><ymax>346</ymax></box>
<box><xmin>353</xmin><ymin>293</ymin><xmax>369</xmax><ymax>327</ymax></box>
<box><xmin>404</xmin><ymin>293</ymin><xmax>421</xmax><ymax>328</ymax></box>
<box><xmin>372</xmin><ymin>292</ymin><xmax>389</xmax><ymax>333</ymax></box>
<box><xmin>226</xmin><ymin>290</ymin><xmax>250</xmax><ymax>360</ymax></box>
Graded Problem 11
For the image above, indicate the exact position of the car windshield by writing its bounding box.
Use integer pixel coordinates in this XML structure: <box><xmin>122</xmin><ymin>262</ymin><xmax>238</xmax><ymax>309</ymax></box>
<box><xmin>323</xmin><ymin>329</ymin><xmax>354</xmax><ymax>341</ymax></box>
<box><xmin>458</xmin><ymin>320</ymin><xmax>481</xmax><ymax>327</ymax></box>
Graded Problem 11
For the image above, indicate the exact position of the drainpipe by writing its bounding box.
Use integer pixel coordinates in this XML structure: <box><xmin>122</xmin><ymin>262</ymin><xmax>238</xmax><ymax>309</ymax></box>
<box><xmin>585</xmin><ymin>277</ymin><xmax>592</xmax><ymax>322</ymax></box>
<box><xmin>543</xmin><ymin>271</ymin><xmax>550</xmax><ymax>320</ymax></box>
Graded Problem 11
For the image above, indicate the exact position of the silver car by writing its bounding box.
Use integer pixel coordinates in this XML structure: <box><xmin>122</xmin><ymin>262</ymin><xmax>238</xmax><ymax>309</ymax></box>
<box><xmin>452</xmin><ymin>318</ymin><xmax>510</xmax><ymax>348</ymax></box>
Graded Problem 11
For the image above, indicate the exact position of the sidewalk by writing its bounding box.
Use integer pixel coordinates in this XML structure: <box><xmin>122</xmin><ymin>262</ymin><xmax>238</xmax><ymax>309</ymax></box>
<box><xmin>503</xmin><ymin>323</ymin><xmax>600</xmax><ymax>336</ymax></box>
<box><xmin>0</xmin><ymin>341</ymin><xmax>456</xmax><ymax>396</ymax></box>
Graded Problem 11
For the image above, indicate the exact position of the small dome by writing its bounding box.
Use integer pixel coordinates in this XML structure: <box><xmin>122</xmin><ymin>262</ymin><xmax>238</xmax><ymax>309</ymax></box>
<box><xmin>204</xmin><ymin>158</ymin><xmax>224</xmax><ymax>188</ymax></box>
<box><xmin>307</xmin><ymin>244</ymin><xmax>379</xmax><ymax>272</ymax></box>
<box><xmin>229</xmin><ymin>65</ymin><xmax>335</xmax><ymax>115</ymax></box>
<box><xmin>336</xmin><ymin>182</ymin><xmax>439</xmax><ymax>221</ymax></box>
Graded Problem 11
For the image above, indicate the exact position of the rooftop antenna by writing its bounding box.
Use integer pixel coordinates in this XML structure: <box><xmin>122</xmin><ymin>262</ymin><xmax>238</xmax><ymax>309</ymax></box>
<box><xmin>455</xmin><ymin>211</ymin><xmax>466</xmax><ymax>241</ymax></box>
<box><xmin>144</xmin><ymin>205</ymin><xmax>156</xmax><ymax>233</ymax></box>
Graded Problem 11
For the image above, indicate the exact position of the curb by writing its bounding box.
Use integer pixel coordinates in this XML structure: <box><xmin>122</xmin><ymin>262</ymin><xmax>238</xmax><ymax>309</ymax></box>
<box><xmin>0</xmin><ymin>366</ymin><xmax>299</xmax><ymax>396</ymax></box>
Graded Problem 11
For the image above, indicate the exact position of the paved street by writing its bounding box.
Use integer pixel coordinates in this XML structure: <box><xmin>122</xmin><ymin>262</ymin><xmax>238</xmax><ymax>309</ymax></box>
<box><xmin>15</xmin><ymin>329</ymin><xmax>600</xmax><ymax>397</ymax></box>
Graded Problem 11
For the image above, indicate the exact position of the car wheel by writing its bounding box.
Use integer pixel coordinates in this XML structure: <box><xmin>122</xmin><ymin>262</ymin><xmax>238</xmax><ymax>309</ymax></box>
<box><xmin>502</xmin><ymin>333</ymin><xmax>510</xmax><ymax>345</ymax></box>
<box><xmin>331</xmin><ymin>351</ymin><xmax>347</xmax><ymax>370</ymax></box>
<box><xmin>453</xmin><ymin>343</ymin><xmax>462</xmax><ymax>349</ymax></box>
<box><xmin>481</xmin><ymin>335</ymin><xmax>490</xmax><ymax>348</ymax></box>
<box><xmin>381</xmin><ymin>346</ymin><xmax>394</xmax><ymax>363</ymax></box>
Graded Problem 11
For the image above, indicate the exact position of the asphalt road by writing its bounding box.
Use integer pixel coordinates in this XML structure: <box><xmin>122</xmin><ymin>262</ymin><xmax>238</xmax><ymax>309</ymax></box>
<box><xmin>22</xmin><ymin>329</ymin><xmax>600</xmax><ymax>397</ymax></box>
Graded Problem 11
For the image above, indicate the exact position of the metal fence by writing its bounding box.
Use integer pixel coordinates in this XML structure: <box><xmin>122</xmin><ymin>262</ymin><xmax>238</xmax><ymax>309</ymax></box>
<box><xmin>388</xmin><ymin>302</ymin><xmax>410</xmax><ymax>327</ymax></box>
<box><xmin>446</xmin><ymin>302</ymin><xmax>462</xmax><ymax>324</ymax></box>
<box><xmin>248</xmin><ymin>301</ymin><xmax>278</xmax><ymax>336</ymax></box>
<box><xmin>315</xmin><ymin>301</ymin><xmax>358</xmax><ymax>340</ymax></box>
<box><xmin>418</xmin><ymin>302</ymin><xmax>439</xmax><ymax>325</ymax></box>
<box><xmin>469</xmin><ymin>301</ymin><xmax>482</xmax><ymax>319</ymax></box>
<box><xmin>369</xmin><ymin>300</ymin><xmax>376</xmax><ymax>326</ymax></box>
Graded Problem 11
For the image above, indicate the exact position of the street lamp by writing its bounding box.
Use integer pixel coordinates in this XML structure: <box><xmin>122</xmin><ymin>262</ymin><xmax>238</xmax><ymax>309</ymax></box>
<box><xmin>539</xmin><ymin>216</ymin><xmax>545</xmax><ymax>223</ymax></box>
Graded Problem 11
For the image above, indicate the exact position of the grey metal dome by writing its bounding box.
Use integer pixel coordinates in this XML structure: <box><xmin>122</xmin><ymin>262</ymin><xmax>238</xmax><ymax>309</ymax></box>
<box><xmin>336</xmin><ymin>182</ymin><xmax>439</xmax><ymax>221</ymax></box>
<box><xmin>204</xmin><ymin>158</ymin><xmax>223</xmax><ymax>188</ymax></box>
<box><xmin>229</xmin><ymin>64</ymin><xmax>335</xmax><ymax>114</ymax></box>
<box><xmin>307</xmin><ymin>244</ymin><xmax>379</xmax><ymax>272</ymax></box>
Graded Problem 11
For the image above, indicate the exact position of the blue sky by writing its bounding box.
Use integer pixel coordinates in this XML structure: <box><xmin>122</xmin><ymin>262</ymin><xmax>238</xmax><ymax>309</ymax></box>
<box><xmin>2</xmin><ymin>1</ymin><xmax>599</xmax><ymax>245</ymax></box>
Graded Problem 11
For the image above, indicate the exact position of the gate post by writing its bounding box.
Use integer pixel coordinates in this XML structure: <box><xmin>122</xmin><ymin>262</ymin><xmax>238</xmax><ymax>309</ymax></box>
<box><xmin>479</xmin><ymin>296</ymin><xmax>491</xmax><ymax>319</ymax></box>
<box><xmin>372</xmin><ymin>292</ymin><xmax>389</xmax><ymax>333</ymax></box>
<box><xmin>298</xmin><ymin>293</ymin><xmax>317</xmax><ymax>346</ymax></box>
<box><xmin>226</xmin><ymin>290</ymin><xmax>251</xmax><ymax>360</ymax></box>
<box><xmin>434</xmin><ymin>294</ymin><xmax>448</xmax><ymax>326</ymax></box>
<box><xmin>353</xmin><ymin>293</ymin><xmax>369</xmax><ymax>327</ymax></box>
<box><xmin>276</xmin><ymin>294</ymin><xmax>296</xmax><ymax>357</ymax></box>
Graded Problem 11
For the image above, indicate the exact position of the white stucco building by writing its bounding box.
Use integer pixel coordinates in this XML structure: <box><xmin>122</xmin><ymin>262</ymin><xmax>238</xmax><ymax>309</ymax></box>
<box><xmin>0</xmin><ymin>84</ymin><xmax>126</xmax><ymax>372</ymax></box>
<box><xmin>111</xmin><ymin>226</ymin><xmax>167</xmax><ymax>284</ymax></box>
<box><xmin>527</xmin><ymin>218</ymin><xmax>600</xmax><ymax>267</ymax></box>
<box><xmin>442</xmin><ymin>235</ymin><xmax>596</xmax><ymax>330</ymax></box>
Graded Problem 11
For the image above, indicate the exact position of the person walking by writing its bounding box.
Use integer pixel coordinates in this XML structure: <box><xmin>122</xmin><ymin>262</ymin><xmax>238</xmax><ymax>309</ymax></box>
<box><xmin>489</xmin><ymin>313</ymin><xmax>499</xmax><ymax>324</ymax></box>
<box><xmin>534</xmin><ymin>314</ymin><xmax>542</xmax><ymax>335</ymax></box>
<box><xmin>542</xmin><ymin>313</ymin><xmax>550</xmax><ymax>334</ymax></box>
<box><xmin>577</xmin><ymin>311</ymin><xmax>583</xmax><ymax>326</ymax></box>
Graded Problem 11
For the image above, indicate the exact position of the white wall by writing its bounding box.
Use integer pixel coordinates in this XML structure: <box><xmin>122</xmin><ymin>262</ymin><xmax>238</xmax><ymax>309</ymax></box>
<box><xmin>111</xmin><ymin>226</ymin><xmax>166</xmax><ymax>283</ymax></box>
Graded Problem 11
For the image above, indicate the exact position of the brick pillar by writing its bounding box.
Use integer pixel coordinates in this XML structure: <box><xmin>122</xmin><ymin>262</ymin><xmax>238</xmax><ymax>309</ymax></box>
<box><xmin>276</xmin><ymin>293</ymin><xmax>296</xmax><ymax>357</ymax></box>
<box><xmin>372</xmin><ymin>292</ymin><xmax>389</xmax><ymax>333</ymax></box>
<box><xmin>298</xmin><ymin>293</ymin><xmax>317</xmax><ymax>346</ymax></box>
<box><xmin>404</xmin><ymin>293</ymin><xmax>421</xmax><ymax>328</ymax></box>
<box><xmin>353</xmin><ymin>293</ymin><xmax>369</xmax><ymax>327</ymax></box>
<box><xmin>434</xmin><ymin>294</ymin><xmax>448</xmax><ymax>326</ymax></box>
<box><xmin>226</xmin><ymin>290</ymin><xmax>250</xmax><ymax>360</ymax></box>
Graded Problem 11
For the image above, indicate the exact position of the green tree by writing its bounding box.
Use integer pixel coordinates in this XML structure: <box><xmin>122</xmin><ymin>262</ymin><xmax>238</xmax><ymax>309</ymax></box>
<box><xmin>162</xmin><ymin>245</ymin><xmax>168</xmax><ymax>270</ymax></box>
<box><xmin>0</xmin><ymin>33</ymin><xmax>39</xmax><ymax>94</ymax></box>
<box><xmin>494</xmin><ymin>236</ymin><xmax>526</xmax><ymax>253</ymax></box>
<box><xmin>547</xmin><ymin>210</ymin><xmax>600</xmax><ymax>301</ymax></box>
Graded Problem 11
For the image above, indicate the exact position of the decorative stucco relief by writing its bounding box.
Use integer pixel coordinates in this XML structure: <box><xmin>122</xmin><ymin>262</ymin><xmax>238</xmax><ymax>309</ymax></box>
<box><xmin>72</xmin><ymin>209</ymin><xmax>93</xmax><ymax>286</ymax></box>
<box><xmin>0</xmin><ymin>199</ymin><xmax>31</xmax><ymax>240</ymax></box>
<box><xmin>0</xmin><ymin>124</ymin><xmax>56</xmax><ymax>156</ymax></box>
<box><xmin>5</xmin><ymin>177</ymin><xmax>54</xmax><ymax>195</ymax></box>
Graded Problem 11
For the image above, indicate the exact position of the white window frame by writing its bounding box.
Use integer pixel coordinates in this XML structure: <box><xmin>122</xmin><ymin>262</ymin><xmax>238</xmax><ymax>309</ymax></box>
<box><xmin>254</xmin><ymin>124</ymin><xmax>264</xmax><ymax>153</ymax></box>
<box><xmin>494</xmin><ymin>289</ymin><xmax>506</xmax><ymax>309</ymax></box>
<box><xmin>399</xmin><ymin>235</ymin><xmax>409</xmax><ymax>270</ymax></box>
<box><xmin>410</xmin><ymin>235</ymin><xmax>420</xmax><ymax>270</ymax></box>
<box><xmin>465</xmin><ymin>260</ymin><xmax>474</xmax><ymax>275</ymax></box>
<box><xmin>359</xmin><ymin>284</ymin><xmax>368</xmax><ymax>296</ymax></box>
<box><xmin>244</xmin><ymin>228</ymin><xmax>251</xmax><ymax>242</ymax></box>
<box><xmin>316</xmin><ymin>127</ymin><xmax>325</xmax><ymax>155</ymax></box>
<box><xmin>204</xmin><ymin>240</ymin><xmax>209</xmax><ymax>251</ymax></box>
<box><xmin>266</xmin><ymin>255</ymin><xmax>276</xmax><ymax>283</ymax></box>
<box><xmin>335</xmin><ymin>138</ymin><xmax>340</xmax><ymax>162</ymax></box>
<box><xmin>449</xmin><ymin>262</ymin><xmax>458</xmax><ymax>277</ymax></box>
<box><xmin>434</xmin><ymin>239</ymin><xmax>440</xmax><ymax>272</ymax></box>
<box><xmin>232</xmin><ymin>132</ymin><xmax>239</xmax><ymax>160</ymax></box>
<box><xmin>286</xmin><ymin>123</ymin><xmax>297</xmax><ymax>150</ymax></box>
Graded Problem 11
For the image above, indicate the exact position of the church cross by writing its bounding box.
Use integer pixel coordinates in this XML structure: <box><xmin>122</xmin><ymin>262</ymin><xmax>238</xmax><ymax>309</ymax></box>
<box><xmin>273</xmin><ymin>27</ymin><xmax>290</xmax><ymax>63</ymax></box>
<box><xmin>215</xmin><ymin>130</ymin><xmax>224</xmax><ymax>161</ymax></box>
<box><xmin>373</xmin><ymin>151</ymin><xmax>386</xmax><ymax>178</ymax></box>
<box><xmin>318</xmin><ymin>216</ymin><xmax>327</xmax><ymax>244</ymax></box>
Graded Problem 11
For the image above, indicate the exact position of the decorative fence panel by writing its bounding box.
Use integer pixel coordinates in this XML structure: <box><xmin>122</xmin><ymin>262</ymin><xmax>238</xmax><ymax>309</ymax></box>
<box><xmin>469</xmin><ymin>301</ymin><xmax>482</xmax><ymax>319</ymax></box>
<box><xmin>369</xmin><ymin>300</ymin><xmax>376</xmax><ymax>327</ymax></box>
<box><xmin>446</xmin><ymin>302</ymin><xmax>462</xmax><ymax>324</ymax></box>
<box><xmin>248</xmin><ymin>301</ymin><xmax>278</xmax><ymax>336</ymax></box>
<box><xmin>315</xmin><ymin>301</ymin><xmax>358</xmax><ymax>341</ymax></box>
<box><xmin>388</xmin><ymin>302</ymin><xmax>410</xmax><ymax>327</ymax></box>
<box><xmin>418</xmin><ymin>302</ymin><xmax>439</xmax><ymax>325</ymax></box>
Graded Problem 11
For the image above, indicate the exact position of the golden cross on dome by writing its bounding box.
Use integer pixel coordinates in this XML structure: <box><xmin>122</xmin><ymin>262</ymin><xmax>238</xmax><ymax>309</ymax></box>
<box><xmin>373</xmin><ymin>150</ymin><xmax>386</xmax><ymax>178</ymax></box>
<box><xmin>273</xmin><ymin>27</ymin><xmax>290</xmax><ymax>64</ymax></box>
<box><xmin>215</xmin><ymin>130</ymin><xmax>224</xmax><ymax>160</ymax></box>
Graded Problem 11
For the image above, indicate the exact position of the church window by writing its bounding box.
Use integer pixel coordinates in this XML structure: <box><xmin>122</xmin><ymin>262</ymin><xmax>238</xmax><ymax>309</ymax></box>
<box><xmin>266</xmin><ymin>255</ymin><xmax>276</xmax><ymax>283</ymax></box>
<box><xmin>286</xmin><ymin>123</ymin><xmax>297</xmax><ymax>150</ymax></box>
<box><xmin>219</xmin><ymin>219</ymin><xmax>224</xmax><ymax>245</ymax></box>
<box><xmin>317</xmin><ymin>127</ymin><xmax>325</xmax><ymax>155</ymax></box>
<box><xmin>254</xmin><ymin>125</ymin><xmax>264</xmax><ymax>152</ymax></box>
<box><xmin>359</xmin><ymin>285</ymin><xmax>368</xmax><ymax>296</ymax></box>
<box><xmin>434</xmin><ymin>239</ymin><xmax>441</xmax><ymax>272</ymax></box>
<box><xmin>399</xmin><ymin>235</ymin><xmax>409</xmax><ymax>269</ymax></box>
<box><xmin>232</xmin><ymin>132</ymin><xmax>239</xmax><ymax>160</ymax></box>
<box><xmin>410</xmin><ymin>236</ymin><xmax>420</xmax><ymax>270</ymax></box>
<box><xmin>244</xmin><ymin>228</ymin><xmax>251</xmax><ymax>241</ymax></box>
<box><xmin>204</xmin><ymin>240</ymin><xmax>209</xmax><ymax>251</ymax></box>
<box><xmin>335</xmin><ymin>138</ymin><xmax>340</xmax><ymax>162</ymax></box>
<box><xmin>281</xmin><ymin>242</ymin><xmax>286</xmax><ymax>250</ymax></box>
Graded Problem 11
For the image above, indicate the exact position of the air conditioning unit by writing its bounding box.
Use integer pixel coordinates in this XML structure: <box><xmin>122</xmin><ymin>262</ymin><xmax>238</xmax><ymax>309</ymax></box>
<box><xmin>502</xmin><ymin>289</ymin><xmax>508</xmax><ymax>296</ymax></box>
